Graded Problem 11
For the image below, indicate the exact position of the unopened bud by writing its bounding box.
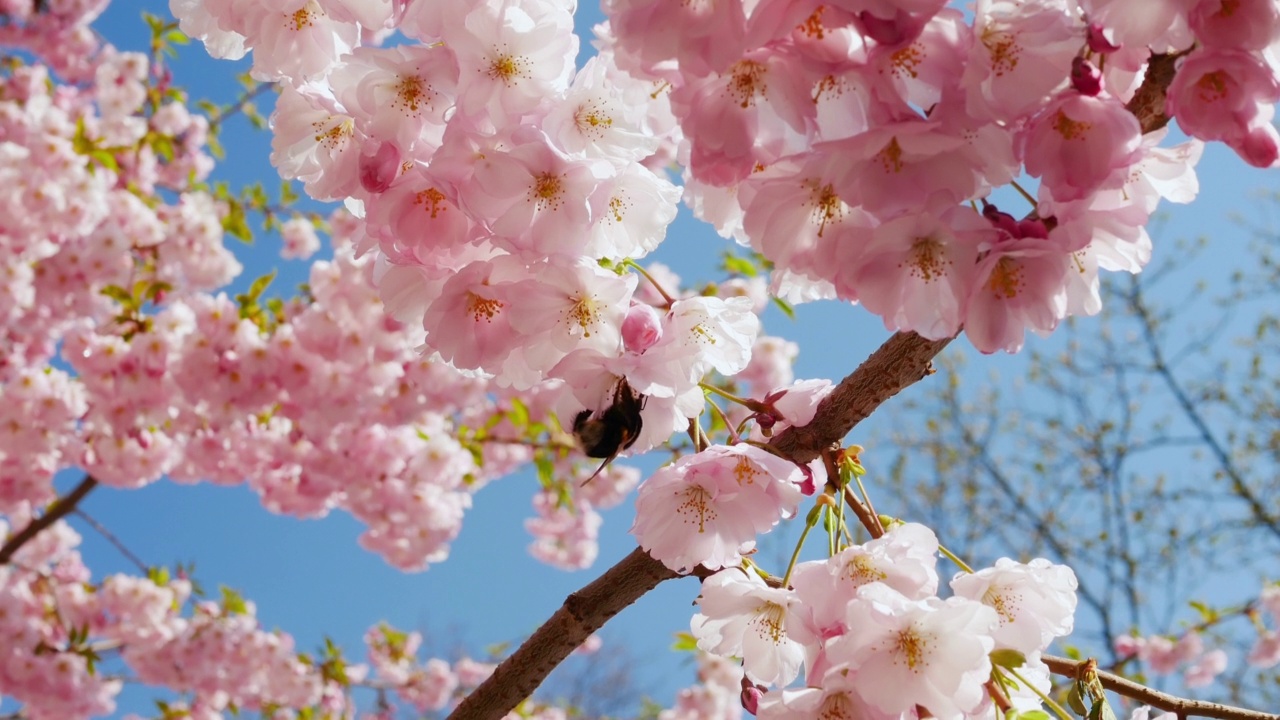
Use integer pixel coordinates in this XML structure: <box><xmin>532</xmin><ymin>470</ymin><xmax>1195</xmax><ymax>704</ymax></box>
<box><xmin>622</xmin><ymin>302</ymin><xmax>663</xmax><ymax>353</ymax></box>
<box><xmin>1071</xmin><ymin>56</ymin><xmax>1103</xmax><ymax>96</ymax></box>
<box><xmin>359</xmin><ymin>140</ymin><xmax>401</xmax><ymax>194</ymax></box>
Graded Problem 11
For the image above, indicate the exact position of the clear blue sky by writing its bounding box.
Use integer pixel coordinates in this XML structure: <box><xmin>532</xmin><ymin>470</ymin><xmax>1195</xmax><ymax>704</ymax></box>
<box><xmin>30</xmin><ymin>2</ymin><xmax>1280</xmax><ymax>717</ymax></box>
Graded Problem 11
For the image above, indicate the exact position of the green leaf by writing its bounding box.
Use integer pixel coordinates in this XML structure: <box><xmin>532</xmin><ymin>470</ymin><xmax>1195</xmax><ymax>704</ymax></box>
<box><xmin>508</xmin><ymin>398</ymin><xmax>530</xmax><ymax>430</ymax></box>
<box><xmin>1188</xmin><ymin>600</ymin><xmax>1216</xmax><ymax>621</ymax></box>
<box><xmin>245</xmin><ymin>271</ymin><xmax>276</xmax><ymax>302</ymax></box>
<box><xmin>721</xmin><ymin>252</ymin><xmax>758</xmax><ymax>278</ymax></box>
<box><xmin>221</xmin><ymin>198</ymin><xmax>252</xmax><ymax>242</ymax></box>
<box><xmin>671</xmin><ymin>632</ymin><xmax>698</xmax><ymax>652</ymax></box>
<box><xmin>147</xmin><ymin>566</ymin><xmax>171</xmax><ymax>586</ymax></box>
<box><xmin>1067</xmin><ymin>684</ymin><xmax>1087</xmax><ymax>716</ymax></box>
<box><xmin>1008</xmin><ymin>711</ymin><xmax>1052</xmax><ymax>720</ymax></box>
<box><xmin>100</xmin><ymin>284</ymin><xmax>134</xmax><ymax>307</ymax></box>
<box><xmin>989</xmin><ymin>648</ymin><xmax>1027</xmax><ymax>670</ymax></box>
<box><xmin>220</xmin><ymin>585</ymin><xmax>249</xmax><ymax>615</ymax></box>
<box><xmin>535</xmin><ymin>455</ymin><xmax>556</xmax><ymax>490</ymax></box>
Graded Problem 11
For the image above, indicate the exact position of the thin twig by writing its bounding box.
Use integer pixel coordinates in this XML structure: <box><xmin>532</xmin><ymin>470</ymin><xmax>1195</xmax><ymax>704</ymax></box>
<box><xmin>1042</xmin><ymin>655</ymin><xmax>1280</xmax><ymax>720</ymax></box>
<box><xmin>71</xmin><ymin>509</ymin><xmax>149</xmax><ymax>574</ymax></box>
<box><xmin>0</xmin><ymin>476</ymin><xmax>98</xmax><ymax>565</ymax></box>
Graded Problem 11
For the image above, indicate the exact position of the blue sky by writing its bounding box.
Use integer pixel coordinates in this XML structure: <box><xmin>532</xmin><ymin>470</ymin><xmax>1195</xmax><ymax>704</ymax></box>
<box><xmin>23</xmin><ymin>1</ymin><xmax>1280</xmax><ymax>717</ymax></box>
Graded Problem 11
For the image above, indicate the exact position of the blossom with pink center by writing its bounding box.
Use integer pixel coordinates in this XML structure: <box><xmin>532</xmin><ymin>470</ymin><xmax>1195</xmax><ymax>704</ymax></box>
<box><xmin>506</xmin><ymin>259</ymin><xmax>636</xmax><ymax>372</ymax></box>
<box><xmin>239</xmin><ymin>0</ymin><xmax>360</xmax><ymax>83</ymax></box>
<box><xmin>756</xmin><ymin>665</ymin><xmax>903</xmax><ymax>720</ymax></box>
<box><xmin>1189</xmin><ymin>0</ymin><xmax>1280</xmax><ymax>50</ymax></box>
<box><xmin>631</xmin><ymin>444</ymin><xmax>806</xmax><ymax>572</ymax></box>
<box><xmin>961</xmin><ymin>0</ymin><xmax>1083</xmax><ymax>124</ymax></box>
<box><xmin>691</xmin><ymin>568</ymin><xmax>809</xmax><ymax>687</ymax></box>
<box><xmin>1167</xmin><ymin>47</ymin><xmax>1280</xmax><ymax>168</ymax></box>
<box><xmin>1020</xmin><ymin>91</ymin><xmax>1144</xmax><ymax>203</ymax></box>
<box><xmin>447</xmin><ymin>0</ymin><xmax>577</xmax><ymax>121</ymax></box>
<box><xmin>826</xmin><ymin>119</ymin><xmax>1016</xmax><ymax>219</ymax></box>
<box><xmin>420</xmin><ymin>257</ymin><xmax>523</xmax><ymax>373</ymax></box>
<box><xmin>459</xmin><ymin>128</ymin><xmax>610</xmax><ymax>261</ymax></box>
<box><xmin>669</xmin><ymin>50</ymin><xmax>815</xmax><ymax>187</ymax></box>
<box><xmin>791</xmin><ymin>522</ymin><xmax>941</xmax><ymax>643</ymax></box>
<box><xmin>829</xmin><ymin>583</ymin><xmax>997</xmax><ymax>720</ymax></box>
<box><xmin>270</xmin><ymin>85</ymin><xmax>364</xmax><ymax>201</ymax></box>
<box><xmin>837</xmin><ymin>206</ymin><xmax>991</xmax><ymax>339</ymax></box>
<box><xmin>964</xmin><ymin>234</ymin><xmax>1071</xmax><ymax>354</ymax></box>
<box><xmin>329</xmin><ymin>44</ymin><xmax>459</xmax><ymax>157</ymax></box>
<box><xmin>950</xmin><ymin>557</ymin><xmax>1078</xmax><ymax>654</ymax></box>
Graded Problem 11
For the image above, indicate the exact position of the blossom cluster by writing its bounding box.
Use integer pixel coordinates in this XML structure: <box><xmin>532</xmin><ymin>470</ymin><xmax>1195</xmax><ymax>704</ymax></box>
<box><xmin>1114</xmin><ymin>583</ymin><xmax>1280</xmax><ymax>687</ymax></box>
<box><xmin>604</xmin><ymin>0</ymin><xmax>1280</xmax><ymax>352</ymax></box>
<box><xmin>0</xmin><ymin>513</ymin><xmax>503</xmax><ymax>719</ymax></box>
<box><xmin>686</xmin><ymin>524</ymin><xmax>1080</xmax><ymax>720</ymax></box>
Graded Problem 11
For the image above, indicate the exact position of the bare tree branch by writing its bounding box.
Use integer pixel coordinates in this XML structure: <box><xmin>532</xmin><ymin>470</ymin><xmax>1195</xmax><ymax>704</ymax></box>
<box><xmin>1043</xmin><ymin>655</ymin><xmax>1280</xmax><ymax>720</ymax></box>
<box><xmin>0</xmin><ymin>476</ymin><xmax>98</xmax><ymax>565</ymax></box>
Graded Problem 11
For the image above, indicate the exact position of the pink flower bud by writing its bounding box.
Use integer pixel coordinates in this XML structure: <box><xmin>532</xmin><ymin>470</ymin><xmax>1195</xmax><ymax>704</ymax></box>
<box><xmin>359</xmin><ymin>140</ymin><xmax>401</xmax><ymax>194</ymax></box>
<box><xmin>740</xmin><ymin>676</ymin><xmax>765</xmax><ymax>715</ymax></box>
<box><xmin>1071</xmin><ymin>57</ymin><xmax>1104</xmax><ymax>96</ymax></box>
<box><xmin>622</xmin><ymin>303</ymin><xmax>662</xmax><ymax>353</ymax></box>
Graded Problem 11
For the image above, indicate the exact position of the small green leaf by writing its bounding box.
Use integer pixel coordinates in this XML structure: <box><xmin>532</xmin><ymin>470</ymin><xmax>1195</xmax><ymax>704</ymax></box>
<box><xmin>220</xmin><ymin>585</ymin><xmax>249</xmax><ymax>615</ymax></box>
<box><xmin>721</xmin><ymin>252</ymin><xmax>758</xmax><ymax>278</ymax></box>
<box><xmin>147</xmin><ymin>566</ymin><xmax>171</xmax><ymax>586</ymax></box>
<box><xmin>671</xmin><ymin>632</ymin><xmax>698</xmax><ymax>652</ymax></box>
<box><xmin>508</xmin><ymin>398</ymin><xmax>530</xmax><ymax>430</ymax></box>
<box><xmin>1067</xmin><ymin>684</ymin><xmax>1087</xmax><ymax>716</ymax></box>
<box><xmin>989</xmin><ymin>648</ymin><xmax>1027</xmax><ymax>670</ymax></box>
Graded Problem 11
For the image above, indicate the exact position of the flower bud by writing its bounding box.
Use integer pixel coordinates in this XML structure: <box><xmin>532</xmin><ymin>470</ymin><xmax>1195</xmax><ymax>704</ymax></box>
<box><xmin>1071</xmin><ymin>56</ymin><xmax>1103</xmax><ymax>96</ymax></box>
<box><xmin>622</xmin><ymin>303</ymin><xmax>662</xmax><ymax>353</ymax></box>
<box><xmin>359</xmin><ymin>140</ymin><xmax>401</xmax><ymax>194</ymax></box>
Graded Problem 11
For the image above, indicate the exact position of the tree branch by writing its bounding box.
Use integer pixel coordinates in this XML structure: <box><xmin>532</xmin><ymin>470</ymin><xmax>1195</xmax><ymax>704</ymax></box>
<box><xmin>449</xmin><ymin>332</ymin><xmax>954</xmax><ymax>720</ymax></box>
<box><xmin>1042</xmin><ymin>655</ymin><xmax>1280</xmax><ymax>720</ymax></box>
<box><xmin>771</xmin><ymin>332</ymin><xmax>954</xmax><ymax>464</ymax></box>
<box><xmin>0</xmin><ymin>476</ymin><xmax>98</xmax><ymax>565</ymax></box>
<box><xmin>446</xmin><ymin>548</ymin><xmax>679</xmax><ymax>720</ymax></box>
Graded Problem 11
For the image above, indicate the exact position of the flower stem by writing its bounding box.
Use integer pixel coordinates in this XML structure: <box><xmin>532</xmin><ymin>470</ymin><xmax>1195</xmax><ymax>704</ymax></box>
<box><xmin>782</xmin><ymin>507</ymin><xmax>819</xmax><ymax>587</ymax></box>
<box><xmin>1009</xmin><ymin>179</ymin><xmax>1038</xmax><ymax>209</ymax></box>
<box><xmin>700</xmin><ymin>382</ymin><xmax>770</xmax><ymax>413</ymax></box>
<box><xmin>623</xmin><ymin>259</ymin><xmax>676</xmax><ymax>306</ymax></box>
<box><xmin>938</xmin><ymin>543</ymin><xmax>975</xmax><ymax>574</ymax></box>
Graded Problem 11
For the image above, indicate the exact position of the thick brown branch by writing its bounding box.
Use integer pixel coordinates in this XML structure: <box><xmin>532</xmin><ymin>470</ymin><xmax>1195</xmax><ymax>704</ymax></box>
<box><xmin>0</xmin><ymin>475</ymin><xmax>98</xmax><ymax>565</ymax></box>
<box><xmin>448</xmin><ymin>548</ymin><xmax>679</xmax><ymax>720</ymax></box>
<box><xmin>771</xmin><ymin>332</ymin><xmax>954</xmax><ymax>464</ymax></box>
<box><xmin>1042</xmin><ymin>655</ymin><xmax>1280</xmax><ymax>720</ymax></box>
<box><xmin>1127</xmin><ymin>52</ymin><xmax>1180</xmax><ymax>135</ymax></box>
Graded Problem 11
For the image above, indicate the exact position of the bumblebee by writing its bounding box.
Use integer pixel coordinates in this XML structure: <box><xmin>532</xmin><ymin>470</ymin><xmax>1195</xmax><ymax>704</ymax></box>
<box><xmin>572</xmin><ymin>377</ymin><xmax>645</xmax><ymax>484</ymax></box>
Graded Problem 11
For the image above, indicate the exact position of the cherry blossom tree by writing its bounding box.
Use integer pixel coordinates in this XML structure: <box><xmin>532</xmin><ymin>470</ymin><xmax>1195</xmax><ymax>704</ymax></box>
<box><xmin>1</xmin><ymin>1</ymin><xmax>1280</xmax><ymax>720</ymax></box>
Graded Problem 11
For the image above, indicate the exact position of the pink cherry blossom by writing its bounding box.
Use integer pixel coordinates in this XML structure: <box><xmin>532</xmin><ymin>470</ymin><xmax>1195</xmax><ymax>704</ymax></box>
<box><xmin>692</xmin><ymin>568</ymin><xmax>808</xmax><ymax>686</ymax></box>
<box><xmin>631</xmin><ymin>444</ymin><xmax>805</xmax><ymax>572</ymax></box>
